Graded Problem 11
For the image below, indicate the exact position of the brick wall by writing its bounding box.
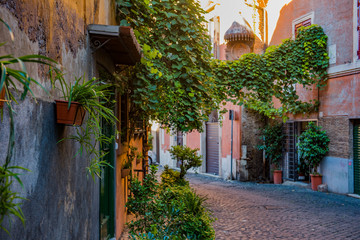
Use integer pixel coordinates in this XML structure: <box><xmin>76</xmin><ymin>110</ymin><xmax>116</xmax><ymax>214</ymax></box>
<box><xmin>319</xmin><ymin>116</ymin><xmax>350</xmax><ymax>159</ymax></box>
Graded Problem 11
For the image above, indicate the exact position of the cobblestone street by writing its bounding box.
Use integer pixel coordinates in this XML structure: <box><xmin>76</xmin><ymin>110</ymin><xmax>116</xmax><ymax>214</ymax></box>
<box><xmin>187</xmin><ymin>173</ymin><xmax>360</xmax><ymax>240</ymax></box>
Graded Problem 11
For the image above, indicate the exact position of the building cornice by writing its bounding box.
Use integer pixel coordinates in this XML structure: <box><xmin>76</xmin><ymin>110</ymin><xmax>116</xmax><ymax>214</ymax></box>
<box><xmin>327</xmin><ymin>61</ymin><xmax>360</xmax><ymax>79</ymax></box>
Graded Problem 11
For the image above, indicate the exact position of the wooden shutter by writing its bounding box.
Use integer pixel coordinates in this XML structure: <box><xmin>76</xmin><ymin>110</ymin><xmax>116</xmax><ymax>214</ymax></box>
<box><xmin>357</xmin><ymin>0</ymin><xmax>360</xmax><ymax>59</ymax></box>
<box><xmin>354</xmin><ymin>123</ymin><xmax>360</xmax><ymax>194</ymax></box>
<box><xmin>295</xmin><ymin>19</ymin><xmax>312</xmax><ymax>37</ymax></box>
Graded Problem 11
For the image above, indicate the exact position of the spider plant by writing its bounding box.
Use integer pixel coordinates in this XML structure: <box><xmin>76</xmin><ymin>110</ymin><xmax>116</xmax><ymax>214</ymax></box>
<box><xmin>52</xmin><ymin>73</ymin><xmax>118</xmax><ymax>180</ymax></box>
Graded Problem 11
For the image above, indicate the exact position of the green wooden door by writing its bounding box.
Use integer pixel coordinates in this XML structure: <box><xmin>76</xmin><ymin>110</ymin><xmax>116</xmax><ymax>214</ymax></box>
<box><xmin>354</xmin><ymin>122</ymin><xmax>360</xmax><ymax>194</ymax></box>
<box><xmin>100</xmin><ymin>119</ymin><xmax>115</xmax><ymax>239</ymax></box>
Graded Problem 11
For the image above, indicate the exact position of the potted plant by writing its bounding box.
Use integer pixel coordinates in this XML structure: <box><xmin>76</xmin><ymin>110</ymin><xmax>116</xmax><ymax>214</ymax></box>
<box><xmin>297</xmin><ymin>162</ymin><xmax>308</xmax><ymax>181</ymax></box>
<box><xmin>297</xmin><ymin>122</ymin><xmax>329</xmax><ymax>191</ymax></box>
<box><xmin>121</xmin><ymin>159</ymin><xmax>132</xmax><ymax>178</ymax></box>
<box><xmin>52</xmin><ymin>72</ymin><xmax>118</xmax><ymax>179</ymax></box>
<box><xmin>257</xmin><ymin>123</ymin><xmax>284</xmax><ymax>184</ymax></box>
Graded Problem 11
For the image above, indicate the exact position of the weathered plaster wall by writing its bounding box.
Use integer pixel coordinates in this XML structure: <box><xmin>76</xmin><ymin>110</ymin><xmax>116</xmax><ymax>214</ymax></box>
<box><xmin>159</xmin><ymin>129</ymin><xmax>174</xmax><ymax>167</ymax></box>
<box><xmin>186</xmin><ymin>131</ymin><xmax>201</xmax><ymax>150</ymax></box>
<box><xmin>0</xmin><ymin>97</ymin><xmax>99</xmax><ymax>239</ymax></box>
<box><xmin>0</xmin><ymin>0</ymin><xmax>118</xmax><ymax>238</ymax></box>
<box><xmin>320</xmin><ymin>74</ymin><xmax>360</xmax><ymax>117</ymax></box>
<box><xmin>270</xmin><ymin>0</ymin><xmax>353</xmax><ymax>67</ymax></box>
<box><xmin>220</xmin><ymin>103</ymin><xmax>241</xmax><ymax>179</ymax></box>
<box><xmin>320</xmin><ymin>156</ymin><xmax>351</xmax><ymax>194</ymax></box>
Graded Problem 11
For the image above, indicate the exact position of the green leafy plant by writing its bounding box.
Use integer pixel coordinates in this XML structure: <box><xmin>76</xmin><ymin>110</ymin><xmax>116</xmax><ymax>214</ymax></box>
<box><xmin>169</xmin><ymin>145</ymin><xmax>202</xmax><ymax>179</ymax></box>
<box><xmin>147</xmin><ymin>133</ymin><xmax>153</xmax><ymax>151</ymax></box>
<box><xmin>117</xmin><ymin>0</ymin><xmax>329</xmax><ymax>131</ymax></box>
<box><xmin>212</xmin><ymin>25</ymin><xmax>329</xmax><ymax>120</ymax></box>
<box><xmin>160</xmin><ymin>165</ymin><xmax>187</xmax><ymax>187</ymax></box>
<box><xmin>257</xmin><ymin>123</ymin><xmax>284</xmax><ymax>170</ymax></box>
<box><xmin>127</xmin><ymin>165</ymin><xmax>215</xmax><ymax>239</ymax></box>
<box><xmin>52</xmin><ymin>73</ymin><xmax>118</xmax><ymax>179</ymax></box>
<box><xmin>296</xmin><ymin>122</ymin><xmax>329</xmax><ymax>174</ymax></box>
<box><xmin>0</xmin><ymin>18</ymin><xmax>57</xmax><ymax>234</ymax></box>
<box><xmin>117</xmin><ymin>0</ymin><xmax>220</xmax><ymax>133</ymax></box>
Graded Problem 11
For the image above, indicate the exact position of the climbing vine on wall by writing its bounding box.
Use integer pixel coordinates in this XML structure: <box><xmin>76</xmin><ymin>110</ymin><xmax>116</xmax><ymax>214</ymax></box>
<box><xmin>116</xmin><ymin>0</ymin><xmax>221</xmax><ymax>133</ymax></box>
<box><xmin>117</xmin><ymin>0</ymin><xmax>329</xmax><ymax>131</ymax></box>
<box><xmin>212</xmin><ymin>25</ymin><xmax>329</xmax><ymax>120</ymax></box>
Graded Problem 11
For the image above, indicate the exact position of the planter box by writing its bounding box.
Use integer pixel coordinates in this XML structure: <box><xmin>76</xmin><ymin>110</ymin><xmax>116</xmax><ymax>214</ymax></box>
<box><xmin>0</xmin><ymin>87</ymin><xmax>5</xmax><ymax>109</ymax></box>
<box><xmin>273</xmin><ymin>170</ymin><xmax>282</xmax><ymax>184</ymax></box>
<box><xmin>310</xmin><ymin>174</ymin><xmax>322</xmax><ymax>191</ymax></box>
<box><xmin>55</xmin><ymin>100</ymin><xmax>86</xmax><ymax>126</ymax></box>
<box><xmin>121</xmin><ymin>168</ymin><xmax>131</xmax><ymax>178</ymax></box>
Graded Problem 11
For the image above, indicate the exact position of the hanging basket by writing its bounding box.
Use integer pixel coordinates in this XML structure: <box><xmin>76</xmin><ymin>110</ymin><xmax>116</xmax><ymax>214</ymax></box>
<box><xmin>0</xmin><ymin>87</ymin><xmax>5</xmax><ymax>109</ymax></box>
<box><xmin>55</xmin><ymin>100</ymin><xmax>86</xmax><ymax>126</ymax></box>
<box><xmin>121</xmin><ymin>168</ymin><xmax>131</xmax><ymax>178</ymax></box>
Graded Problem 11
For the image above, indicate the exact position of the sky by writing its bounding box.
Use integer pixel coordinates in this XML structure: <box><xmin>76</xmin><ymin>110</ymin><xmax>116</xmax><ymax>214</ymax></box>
<box><xmin>199</xmin><ymin>0</ymin><xmax>293</xmax><ymax>44</ymax></box>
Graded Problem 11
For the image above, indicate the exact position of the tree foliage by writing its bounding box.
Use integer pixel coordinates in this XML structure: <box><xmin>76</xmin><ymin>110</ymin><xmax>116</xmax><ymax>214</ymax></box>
<box><xmin>117</xmin><ymin>0</ymin><xmax>220</xmax><ymax>132</ymax></box>
<box><xmin>257</xmin><ymin>123</ymin><xmax>284</xmax><ymax>169</ymax></box>
<box><xmin>169</xmin><ymin>145</ymin><xmax>202</xmax><ymax>179</ymax></box>
<box><xmin>117</xmin><ymin>0</ymin><xmax>329</xmax><ymax>131</ymax></box>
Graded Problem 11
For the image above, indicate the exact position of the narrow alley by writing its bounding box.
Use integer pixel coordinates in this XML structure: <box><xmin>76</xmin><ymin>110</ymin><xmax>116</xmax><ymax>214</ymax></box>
<box><xmin>188</xmin><ymin>173</ymin><xmax>360</xmax><ymax>240</ymax></box>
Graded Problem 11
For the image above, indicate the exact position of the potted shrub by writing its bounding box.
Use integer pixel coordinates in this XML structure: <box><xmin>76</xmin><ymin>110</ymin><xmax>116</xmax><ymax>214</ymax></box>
<box><xmin>258</xmin><ymin>123</ymin><xmax>284</xmax><ymax>184</ymax></box>
<box><xmin>297</xmin><ymin>162</ymin><xmax>308</xmax><ymax>181</ymax></box>
<box><xmin>297</xmin><ymin>122</ymin><xmax>329</xmax><ymax>191</ymax></box>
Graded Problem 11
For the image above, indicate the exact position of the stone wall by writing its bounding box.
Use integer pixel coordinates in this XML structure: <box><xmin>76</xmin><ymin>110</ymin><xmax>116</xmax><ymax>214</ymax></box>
<box><xmin>241</xmin><ymin>106</ymin><xmax>266</xmax><ymax>181</ymax></box>
<box><xmin>319</xmin><ymin>116</ymin><xmax>350</xmax><ymax>159</ymax></box>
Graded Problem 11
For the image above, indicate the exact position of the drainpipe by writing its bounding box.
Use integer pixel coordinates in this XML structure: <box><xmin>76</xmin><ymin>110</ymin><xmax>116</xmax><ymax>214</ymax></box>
<box><xmin>230</xmin><ymin>110</ymin><xmax>234</xmax><ymax>180</ymax></box>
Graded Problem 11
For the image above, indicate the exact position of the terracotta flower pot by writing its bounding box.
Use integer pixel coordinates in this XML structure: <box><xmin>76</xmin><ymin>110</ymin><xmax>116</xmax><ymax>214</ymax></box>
<box><xmin>121</xmin><ymin>168</ymin><xmax>131</xmax><ymax>178</ymax></box>
<box><xmin>273</xmin><ymin>170</ymin><xmax>282</xmax><ymax>184</ymax></box>
<box><xmin>0</xmin><ymin>87</ymin><xmax>5</xmax><ymax>109</ymax></box>
<box><xmin>310</xmin><ymin>174</ymin><xmax>322</xmax><ymax>191</ymax></box>
<box><xmin>55</xmin><ymin>100</ymin><xmax>86</xmax><ymax>126</ymax></box>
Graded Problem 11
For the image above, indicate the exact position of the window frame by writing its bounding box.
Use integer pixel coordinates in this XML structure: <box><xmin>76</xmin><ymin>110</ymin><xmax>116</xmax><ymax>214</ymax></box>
<box><xmin>292</xmin><ymin>12</ymin><xmax>314</xmax><ymax>39</ymax></box>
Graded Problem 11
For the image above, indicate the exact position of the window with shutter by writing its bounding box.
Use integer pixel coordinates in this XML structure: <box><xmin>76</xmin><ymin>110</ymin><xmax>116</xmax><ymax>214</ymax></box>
<box><xmin>294</xmin><ymin>18</ymin><xmax>312</xmax><ymax>37</ymax></box>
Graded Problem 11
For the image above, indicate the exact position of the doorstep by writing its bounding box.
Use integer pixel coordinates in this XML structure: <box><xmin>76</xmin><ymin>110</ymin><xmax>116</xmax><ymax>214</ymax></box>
<box><xmin>283</xmin><ymin>180</ymin><xmax>311</xmax><ymax>189</ymax></box>
<box><xmin>348</xmin><ymin>194</ymin><xmax>360</xmax><ymax>199</ymax></box>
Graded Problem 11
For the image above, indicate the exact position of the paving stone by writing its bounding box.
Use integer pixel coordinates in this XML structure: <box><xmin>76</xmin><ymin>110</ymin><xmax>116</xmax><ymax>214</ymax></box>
<box><xmin>186</xmin><ymin>172</ymin><xmax>360</xmax><ymax>240</ymax></box>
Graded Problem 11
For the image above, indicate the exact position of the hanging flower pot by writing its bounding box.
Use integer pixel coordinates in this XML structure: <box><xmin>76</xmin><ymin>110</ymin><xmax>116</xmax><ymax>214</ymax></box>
<box><xmin>0</xmin><ymin>87</ymin><xmax>5</xmax><ymax>109</ymax></box>
<box><xmin>55</xmin><ymin>100</ymin><xmax>86</xmax><ymax>126</ymax></box>
<box><xmin>310</xmin><ymin>174</ymin><xmax>322</xmax><ymax>191</ymax></box>
<box><xmin>121</xmin><ymin>168</ymin><xmax>131</xmax><ymax>178</ymax></box>
<box><xmin>273</xmin><ymin>170</ymin><xmax>282</xmax><ymax>184</ymax></box>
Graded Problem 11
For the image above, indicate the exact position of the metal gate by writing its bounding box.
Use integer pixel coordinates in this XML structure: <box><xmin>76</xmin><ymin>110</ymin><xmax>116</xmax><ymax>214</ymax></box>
<box><xmin>206</xmin><ymin>123</ymin><xmax>219</xmax><ymax>174</ymax></box>
<box><xmin>283</xmin><ymin>122</ymin><xmax>298</xmax><ymax>181</ymax></box>
<box><xmin>354</xmin><ymin>122</ymin><xmax>360</xmax><ymax>194</ymax></box>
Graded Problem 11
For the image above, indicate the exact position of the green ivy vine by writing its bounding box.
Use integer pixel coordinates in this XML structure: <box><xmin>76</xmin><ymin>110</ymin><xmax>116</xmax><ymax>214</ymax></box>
<box><xmin>117</xmin><ymin>0</ymin><xmax>220</xmax><ymax>132</ymax></box>
<box><xmin>213</xmin><ymin>25</ymin><xmax>329</xmax><ymax>120</ymax></box>
<box><xmin>116</xmin><ymin>0</ymin><xmax>329</xmax><ymax>132</ymax></box>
